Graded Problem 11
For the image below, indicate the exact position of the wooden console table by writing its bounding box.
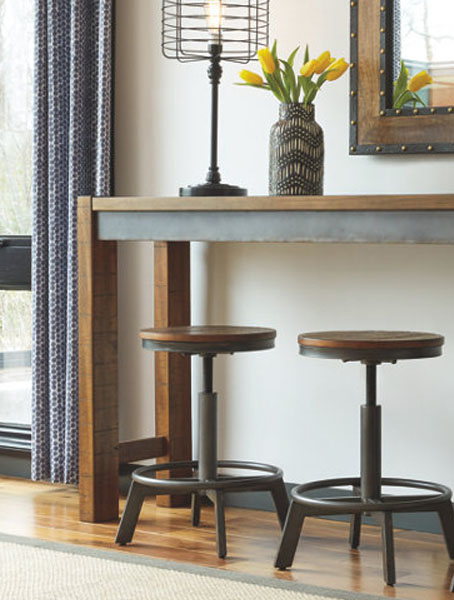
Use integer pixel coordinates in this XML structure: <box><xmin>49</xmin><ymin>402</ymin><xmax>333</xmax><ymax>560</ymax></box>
<box><xmin>77</xmin><ymin>194</ymin><xmax>454</xmax><ymax>522</ymax></box>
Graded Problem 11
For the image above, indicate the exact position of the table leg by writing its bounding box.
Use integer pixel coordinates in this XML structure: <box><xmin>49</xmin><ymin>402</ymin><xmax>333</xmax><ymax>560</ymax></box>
<box><xmin>154</xmin><ymin>241</ymin><xmax>192</xmax><ymax>507</ymax></box>
<box><xmin>78</xmin><ymin>196</ymin><xmax>119</xmax><ymax>522</ymax></box>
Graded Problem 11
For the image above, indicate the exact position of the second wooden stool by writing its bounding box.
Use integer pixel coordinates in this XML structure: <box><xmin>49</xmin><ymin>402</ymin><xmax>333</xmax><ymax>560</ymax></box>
<box><xmin>275</xmin><ymin>330</ymin><xmax>454</xmax><ymax>586</ymax></box>
<box><xmin>116</xmin><ymin>325</ymin><xmax>289</xmax><ymax>558</ymax></box>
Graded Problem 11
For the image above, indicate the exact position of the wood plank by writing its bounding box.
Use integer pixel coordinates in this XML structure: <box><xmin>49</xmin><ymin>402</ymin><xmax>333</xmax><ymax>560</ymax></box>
<box><xmin>78</xmin><ymin>196</ymin><xmax>119</xmax><ymax>522</ymax></box>
<box><xmin>1</xmin><ymin>476</ymin><xmax>453</xmax><ymax>600</ymax></box>
<box><xmin>119</xmin><ymin>436</ymin><xmax>167</xmax><ymax>464</ymax></box>
<box><xmin>154</xmin><ymin>242</ymin><xmax>192</xmax><ymax>508</ymax></box>
<box><xmin>93</xmin><ymin>194</ymin><xmax>454</xmax><ymax>212</ymax></box>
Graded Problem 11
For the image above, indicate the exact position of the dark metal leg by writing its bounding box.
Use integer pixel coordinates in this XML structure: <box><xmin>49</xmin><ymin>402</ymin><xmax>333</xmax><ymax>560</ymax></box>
<box><xmin>115</xmin><ymin>481</ymin><xmax>149</xmax><ymax>545</ymax></box>
<box><xmin>213</xmin><ymin>490</ymin><xmax>227</xmax><ymax>559</ymax></box>
<box><xmin>437</xmin><ymin>501</ymin><xmax>454</xmax><ymax>559</ymax></box>
<box><xmin>376</xmin><ymin>511</ymin><xmax>396</xmax><ymax>586</ymax></box>
<box><xmin>270</xmin><ymin>479</ymin><xmax>290</xmax><ymax>529</ymax></box>
<box><xmin>449</xmin><ymin>575</ymin><xmax>454</xmax><ymax>593</ymax></box>
<box><xmin>275</xmin><ymin>500</ymin><xmax>306</xmax><ymax>570</ymax></box>
<box><xmin>191</xmin><ymin>492</ymin><xmax>201</xmax><ymax>527</ymax></box>
<box><xmin>359</xmin><ymin>365</ymin><xmax>381</xmax><ymax>552</ymax></box>
<box><xmin>349</xmin><ymin>513</ymin><xmax>362</xmax><ymax>549</ymax></box>
<box><xmin>361</xmin><ymin>364</ymin><xmax>395</xmax><ymax>584</ymax></box>
<box><xmin>349</xmin><ymin>486</ymin><xmax>361</xmax><ymax>549</ymax></box>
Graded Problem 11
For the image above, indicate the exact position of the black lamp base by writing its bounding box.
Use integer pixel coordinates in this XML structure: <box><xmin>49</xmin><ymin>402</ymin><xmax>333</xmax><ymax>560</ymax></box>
<box><xmin>179</xmin><ymin>182</ymin><xmax>247</xmax><ymax>197</ymax></box>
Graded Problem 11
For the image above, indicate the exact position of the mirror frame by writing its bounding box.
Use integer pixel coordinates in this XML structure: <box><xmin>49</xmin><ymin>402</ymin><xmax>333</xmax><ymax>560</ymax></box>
<box><xmin>350</xmin><ymin>0</ymin><xmax>454</xmax><ymax>155</ymax></box>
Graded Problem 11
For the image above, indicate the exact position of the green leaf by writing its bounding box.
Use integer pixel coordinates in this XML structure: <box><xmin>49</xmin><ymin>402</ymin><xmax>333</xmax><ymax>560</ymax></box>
<box><xmin>304</xmin><ymin>43</ymin><xmax>309</xmax><ymax>64</ymax></box>
<box><xmin>298</xmin><ymin>75</ymin><xmax>309</xmax><ymax>96</ymax></box>
<box><xmin>296</xmin><ymin>79</ymin><xmax>302</xmax><ymax>102</ymax></box>
<box><xmin>278</xmin><ymin>77</ymin><xmax>292</xmax><ymax>103</ymax></box>
<box><xmin>271</xmin><ymin>59</ymin><xmax>291</xmax><ymax>103</ymax></box>
<box><xmin>263</xmin><ymin>71</ymin><xmax>284</xmax><ymax>102</ymax></box>
<box><xmin>316</xmin><ymin>70</ymin><xmax>331</xmax><ymax>88</ymax></box>
<box><xmin>280</xmin><ymin>59</ymin><xmax>298</xmax><ymax>102</ymax></box>
<box><xmin>270</xmin><ymin>40</ymin><xmax>281</xmax><ymax>76</ymax></box>
<box><xmin>412</xmin><ymin>91</ymin><xmax>426</xmax><ymax>107</ymax></box>
<box><xmin>393</xmin><ymin>60</ymin><xmax>408</xmax><ymax>106</ymax></box>
<box><xmin>299</xmin><ymin>78</ymin><xmax>318</xmax><ymax>106</ymax></box>
<box><xmin>305</xmin><ymin>83</ymin><xmax>319</xmax><ymax>106</ymax></box>
<box><xmin>287</xmin><ymin>46</ymin><xmax>300</xmax><ymax>68</ymax></box>
<box><xmin>394</xmin><ymin>89</ymin><xmax>413</xmax><ymax>109</ymax></box>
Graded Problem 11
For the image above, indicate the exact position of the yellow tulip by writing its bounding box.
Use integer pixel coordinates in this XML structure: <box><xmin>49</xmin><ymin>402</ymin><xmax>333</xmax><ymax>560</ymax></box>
<box><xmin>325</xmin><ymin>57</ymin><xmax>349</xmax><ymax>81</ymax></box>
<box><xmin>239</xmin><ymin>70</ymin><xmax>264</xmax><ymax>86</ymax></box>
<box><xmin>257</xmin><ymin>47</ymin><xmax>276</xmax><ymax>74</ymax></box>
<box><xmin>300</xmin><ymin>59</ymin><xmax>317</xmax><ymax>78</ymax></box>
<box><xmin>314</xmin><ymin>51</ymin><xmax>332</xmax><ymax>75</ymax></box>
<box><xmin>408</xmin><ymin>70</ymin><xmax>433</xmax><ymax>92</ymax></box>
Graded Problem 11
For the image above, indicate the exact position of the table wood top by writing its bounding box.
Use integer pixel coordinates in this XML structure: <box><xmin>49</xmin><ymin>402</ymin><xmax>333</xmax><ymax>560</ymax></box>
<box><xmin>91</xmin><ymin>194</ymin><xmax>454</xmax><ymax>213</ymax></box>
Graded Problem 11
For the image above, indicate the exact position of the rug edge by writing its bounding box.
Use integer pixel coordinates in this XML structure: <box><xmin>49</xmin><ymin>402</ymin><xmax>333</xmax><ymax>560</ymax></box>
<box><xmin>0</xmin><ymin>531</ymin><xmax>403</xmax><ymax>600</ymax></box>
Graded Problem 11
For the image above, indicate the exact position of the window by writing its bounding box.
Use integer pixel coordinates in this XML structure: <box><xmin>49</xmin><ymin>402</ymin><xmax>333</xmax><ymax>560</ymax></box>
<box><xmin>0</xmin><ymin>0</ymin><xmax>34</xmax><ymax>447</ymax></box>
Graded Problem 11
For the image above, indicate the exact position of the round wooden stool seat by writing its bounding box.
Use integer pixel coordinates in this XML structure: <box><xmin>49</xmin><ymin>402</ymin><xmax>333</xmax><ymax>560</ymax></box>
<box><xmin>140</xmin><ymin>326</ymin><xmax>276</xmax><ymax>354</ymax></box>
<box><xmin>298</xmin><ymin>330</ymin><xmax>444</xmax><ymax>362</ymax></box>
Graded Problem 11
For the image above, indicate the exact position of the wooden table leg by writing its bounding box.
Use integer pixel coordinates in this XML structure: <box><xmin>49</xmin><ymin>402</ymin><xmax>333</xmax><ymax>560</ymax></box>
<box><xmin>78</xmin><ymin>196</ymin><xmax>119</xmax><ymax>522</ymax></box>
<box><xmin>154</xmin><ymin>241</ymin><xmax>192</xmax><ymax>507</ymax></box>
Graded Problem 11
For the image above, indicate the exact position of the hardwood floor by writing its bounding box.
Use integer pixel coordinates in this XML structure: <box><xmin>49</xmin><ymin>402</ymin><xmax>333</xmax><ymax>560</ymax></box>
<box><xmin>1</xmin><ymin>475</ymin><xmax>453</xmax><ymax>599</ymax></box>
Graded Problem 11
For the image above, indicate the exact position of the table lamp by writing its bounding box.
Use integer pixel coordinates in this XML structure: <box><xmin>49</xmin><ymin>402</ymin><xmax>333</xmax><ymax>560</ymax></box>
<box><xmin>162</xmin><ymin>0</ymin><xmax>270</xmax><ymax>197</ymax></box>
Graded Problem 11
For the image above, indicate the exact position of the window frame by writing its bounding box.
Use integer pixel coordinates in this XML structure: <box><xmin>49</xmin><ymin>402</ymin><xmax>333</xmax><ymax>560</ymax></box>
<box><xmin>0</xmin><ymin>236</ymin><xmax>31</xmax><ymax>290</ymax></box>
<box><xmin>0</xmin><ymin>235</ymin><xmax>31</xmax><ymax>453</ymax></box>
<box><xmin>0</xmin><ymin>422</ymin><xmax>31</xmax><ymax>454</ymax></box>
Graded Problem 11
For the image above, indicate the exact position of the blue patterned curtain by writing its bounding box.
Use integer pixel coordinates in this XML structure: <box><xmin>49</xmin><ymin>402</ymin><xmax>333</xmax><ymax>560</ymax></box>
<box><xmin>32</xmin><ymin>0</ymin><xmax>114</xmax><ymax>483</ymax></box>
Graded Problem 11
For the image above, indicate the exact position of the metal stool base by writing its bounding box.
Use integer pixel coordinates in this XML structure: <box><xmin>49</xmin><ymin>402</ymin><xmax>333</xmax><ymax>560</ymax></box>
<box><xmin>275</xmin><ymin>476</ymin><xmax>454</xmax><ymax>585</ymax></box>
<box><xmin>116</xmin><ymin>459</ymin><xmax>289</xmax><ymax>558</ymax></box>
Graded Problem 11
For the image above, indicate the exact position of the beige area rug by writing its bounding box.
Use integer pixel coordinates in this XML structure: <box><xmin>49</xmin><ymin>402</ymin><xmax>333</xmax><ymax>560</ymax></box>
<box><xmin>0</xmin><ymin>533</ymin><xmax>400</xmax><ymax>600</ymax></box>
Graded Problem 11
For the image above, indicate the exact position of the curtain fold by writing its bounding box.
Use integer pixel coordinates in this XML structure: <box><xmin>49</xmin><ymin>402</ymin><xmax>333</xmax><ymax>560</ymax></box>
<box><xmin>32</xmin><ymin>0</ymin><xmax>114</xmax><ymax>484</ymax></box>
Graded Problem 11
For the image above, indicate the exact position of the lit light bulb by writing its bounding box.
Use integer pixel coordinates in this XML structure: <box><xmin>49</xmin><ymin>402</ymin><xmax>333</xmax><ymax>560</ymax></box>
<box><xmin>205</xmin><ymin>0</ymin><xmax>223</xmax><ymax>42</ymax></box>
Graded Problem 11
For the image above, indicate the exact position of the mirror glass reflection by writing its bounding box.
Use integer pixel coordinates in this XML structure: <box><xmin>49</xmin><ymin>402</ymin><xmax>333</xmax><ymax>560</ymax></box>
<box><xmin>393</xmin><ymin>0</ymin><xmax>454</xmax><ymax>108</ymax></box>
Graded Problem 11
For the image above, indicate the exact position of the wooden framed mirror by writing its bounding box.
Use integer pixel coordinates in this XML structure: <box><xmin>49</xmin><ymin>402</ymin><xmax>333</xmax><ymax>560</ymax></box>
<box><xmin>350</xmin><ymin>0</ymin><xmax>454</xmax><ymax>154</ymax></box>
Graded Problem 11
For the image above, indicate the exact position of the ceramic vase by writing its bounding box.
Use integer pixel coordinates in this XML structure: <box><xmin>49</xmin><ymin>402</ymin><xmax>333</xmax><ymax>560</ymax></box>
<box><xmin>269</xmin><ymin>103</ymin><xmax>324</xmax><ymax>196</ymax></box>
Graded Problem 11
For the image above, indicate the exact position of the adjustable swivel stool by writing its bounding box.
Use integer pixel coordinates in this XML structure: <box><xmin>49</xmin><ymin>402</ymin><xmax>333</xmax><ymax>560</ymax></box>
<box><xmin>275</xmin><ymin>331</ymin><xmax>454</xmax><ymax>586</ymax></box>
<box><xmin>116</xmin><ymin>326</ymin><xmax>289</xmax><ymax>558</ymax></box>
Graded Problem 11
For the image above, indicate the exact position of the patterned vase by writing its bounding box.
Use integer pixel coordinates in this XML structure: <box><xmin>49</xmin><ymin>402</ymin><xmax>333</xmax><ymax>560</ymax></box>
<box><xmin>269</xmin><ymin>103</ymin><xmax>324</xmax><ymax>196</ymax></box>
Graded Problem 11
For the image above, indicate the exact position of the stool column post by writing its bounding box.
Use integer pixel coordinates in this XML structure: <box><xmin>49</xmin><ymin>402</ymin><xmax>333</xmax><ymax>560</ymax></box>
<box><xmin>361</xmin><ymin>363</ymin><xmax>382</xmax><ymax>501</ymax></box>
<box><xmin>199</xmin><ymin>355</ymin><xmax>217</xmax><ymax>482</ymax></box>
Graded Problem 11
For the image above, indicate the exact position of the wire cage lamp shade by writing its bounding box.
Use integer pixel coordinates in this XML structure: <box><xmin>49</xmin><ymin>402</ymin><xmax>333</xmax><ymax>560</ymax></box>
<box><xmin>162</xmin><ymin>0</ymin><xmax>270</xmax><ymax>196</ymax></box>
<box><xmin>162</xmin><ymin>0</ymin><xmax>270</xmax><ymax>63</ymax></box>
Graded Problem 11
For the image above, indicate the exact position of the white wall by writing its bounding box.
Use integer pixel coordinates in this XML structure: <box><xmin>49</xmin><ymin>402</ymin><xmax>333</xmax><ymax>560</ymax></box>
<box><xmin>115</xmin><ymin>0</ymin><xmax>454</xmax><ymax>488</ymax></box>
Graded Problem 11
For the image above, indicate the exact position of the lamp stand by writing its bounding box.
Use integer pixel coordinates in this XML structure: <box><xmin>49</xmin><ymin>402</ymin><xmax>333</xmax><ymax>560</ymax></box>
<box><xmin>180</xmin><ymin>43</ymin><xmax>247</xmax><ymax>197</ymax></box>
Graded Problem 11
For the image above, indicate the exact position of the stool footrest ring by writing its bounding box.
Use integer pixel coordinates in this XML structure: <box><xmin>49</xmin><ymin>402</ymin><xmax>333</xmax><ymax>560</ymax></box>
<box><xmin>275</xmin><ymin>475</ymin><xmax>454</xmax><ymax>586</ymax></box>
<box><xmin>132</xmin><ymin>460</ymin><xmax>284</xmax><ymax>494</ymax></box>
<box><xmin>290</xmin><ymin>476</ymin><xmax>452</xmax><ymax>514</ymax></box>
<box><xmin>116</xmin><ymin>459</ymin><xmax>289</xmax><ymax>557</ymax></box>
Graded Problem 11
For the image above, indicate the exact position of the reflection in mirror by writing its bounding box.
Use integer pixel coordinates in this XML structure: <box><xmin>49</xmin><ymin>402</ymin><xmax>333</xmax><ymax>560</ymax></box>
<box><xmin>393</xmin><ymin>0</ymin><xmax>454</xmax><ymax>108</ymax></box>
